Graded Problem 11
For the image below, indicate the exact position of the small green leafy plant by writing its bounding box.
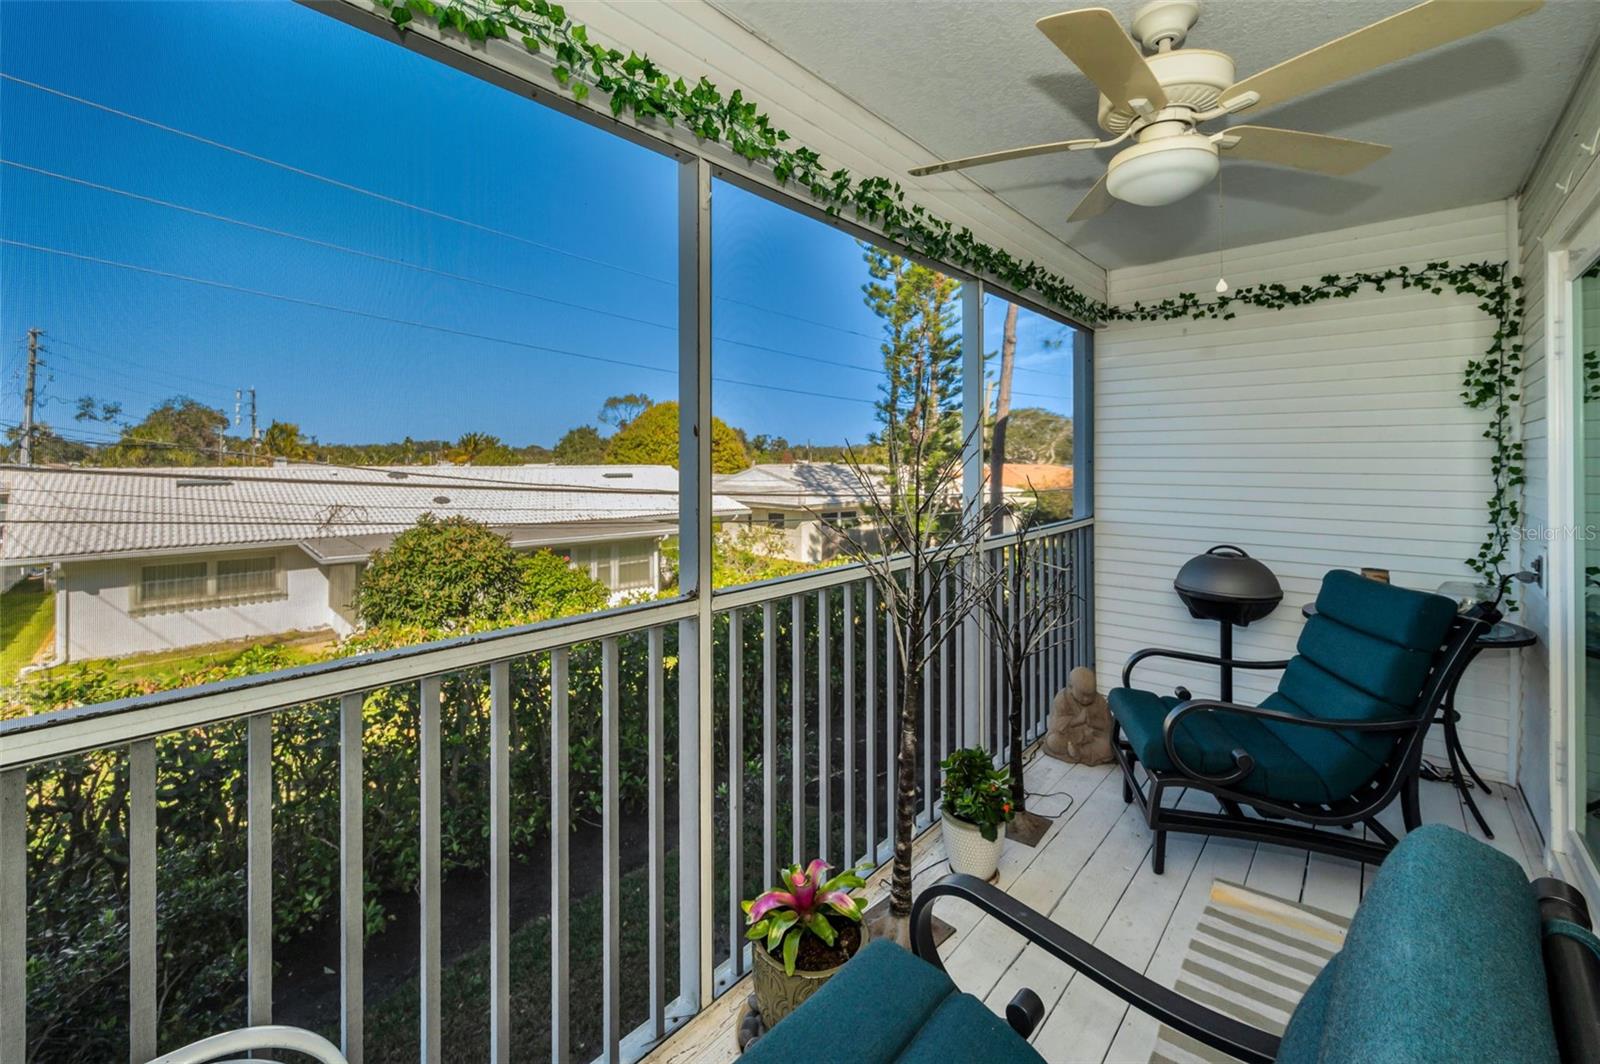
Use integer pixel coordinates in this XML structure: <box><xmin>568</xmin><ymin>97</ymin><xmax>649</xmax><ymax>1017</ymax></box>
<box><xmin>941</xmin><ymin>747</ymin><xmax>1015</xmax><ymax>842</ymax></box>
<box><xmin>743</xmin><ymin>859</ymin><xmax>867</xmax><ymax>975</ymax></box>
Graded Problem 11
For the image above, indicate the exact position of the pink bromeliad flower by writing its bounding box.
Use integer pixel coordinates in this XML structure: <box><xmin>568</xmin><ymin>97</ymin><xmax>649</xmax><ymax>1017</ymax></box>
<box><xmin>742</xmin><ymin>859</ymin><xmax>868</xmax><ymax>975</ymax></box>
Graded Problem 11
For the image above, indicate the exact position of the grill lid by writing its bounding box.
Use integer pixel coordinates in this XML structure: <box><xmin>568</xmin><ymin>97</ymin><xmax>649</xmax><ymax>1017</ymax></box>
<box><xmin>1174</xmin><ymin>545</ymin><xmax>1282</xmax><ymax>625</ymax></box>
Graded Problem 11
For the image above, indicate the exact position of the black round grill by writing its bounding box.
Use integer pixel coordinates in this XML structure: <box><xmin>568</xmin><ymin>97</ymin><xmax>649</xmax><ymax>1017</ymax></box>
<box><xmin>1172</xmin><ymin>546</ymin><xmax>1282</xmax><ymax>702</ymax></box>
<box><xmin>1174</xmin><ymin>545</ymin><xmax>1283</xmax><ymax>627</ymax></box>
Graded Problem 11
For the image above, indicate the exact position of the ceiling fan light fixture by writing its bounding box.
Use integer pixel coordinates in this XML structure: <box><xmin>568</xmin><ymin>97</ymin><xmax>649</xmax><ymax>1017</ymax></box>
<box><xmin>1105</xmin><ymin>136</ymin><xmax>1218</xmax><ymax>207</ymax></box>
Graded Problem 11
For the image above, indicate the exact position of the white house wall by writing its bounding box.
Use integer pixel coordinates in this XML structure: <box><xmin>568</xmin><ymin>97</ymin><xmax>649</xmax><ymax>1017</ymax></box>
<box><xmin>1516</xmin><ymin>42</ymin><xmax>1600</xmax><ymax>841</ymax></box>
<box><xmin>58</xmin><ymin>549</ymin><xmax>349</xmax><ymax>662</ymax></box>
<box><xmin>1094</xmin><ymin>201</ymin><xmax>1518</xmax><ymax>782</ymax></box>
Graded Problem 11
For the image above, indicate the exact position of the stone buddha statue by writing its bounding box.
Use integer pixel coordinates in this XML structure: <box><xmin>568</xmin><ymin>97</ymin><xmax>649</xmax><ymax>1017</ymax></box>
<box><xmin>1044</xmin><ymin>665</ymin><xmax>1113</xmax><ymax>766</ymax></box>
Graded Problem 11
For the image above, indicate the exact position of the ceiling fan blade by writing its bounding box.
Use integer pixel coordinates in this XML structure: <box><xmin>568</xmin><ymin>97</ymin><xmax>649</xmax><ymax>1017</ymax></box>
<box><xmin>1037</xmin><ymin>8</ymin><xmax>1168</xmax><ymax>112</ymax></box>
<box><xmin>1067</xmin><ymin>174</ymin><xmax>1112</xmax><ymax>223</ymax></box>
<box><xmin>1216</xmin><ymin>126</ymin><xmax>1391</xmax><ymax>175</ymax></box>
<box><xmin>1222</xmin><ymin>0</ymin><xmax>1543</xmax><ymax>114</ymax></box>
<box><xmin>909</xmin><ymin>139</ymin><xmax>1096</xmax><ymax>177</ymax></box>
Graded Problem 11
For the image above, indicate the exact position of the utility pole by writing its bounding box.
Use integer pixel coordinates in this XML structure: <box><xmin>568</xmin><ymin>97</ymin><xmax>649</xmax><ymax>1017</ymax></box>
<box><xmin>236</xmin><ymin>386</ymin><xmax>259</xmax><ymax>459</ymax></box>
<box><xmin>20</xmin><ymin>329</ymin><xmax>42</xmax><ymax>465</ymax></box>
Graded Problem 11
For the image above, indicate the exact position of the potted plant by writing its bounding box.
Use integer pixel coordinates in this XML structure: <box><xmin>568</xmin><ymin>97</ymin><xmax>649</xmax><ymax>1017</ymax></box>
<box><xmin>939</xmin><ymin>748</ymin><xmax>1015</xmax><ymax>880</ymax></box>
<box><xmin>743</xmin><ymin>859</ymin><xmax>869</xmax><ymax>1027</ymax></box>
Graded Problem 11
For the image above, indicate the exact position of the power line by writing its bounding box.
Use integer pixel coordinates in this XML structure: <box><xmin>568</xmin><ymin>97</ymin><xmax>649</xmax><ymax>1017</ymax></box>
<box><xmin>1</xmin><ymin>240</ymin><xmax>880</xmax><ymax>408</ymax></box>
<box><xmin>0</xmin><ymin>73</ymin><xmax>677</xmax><ymax>289</ymax></box>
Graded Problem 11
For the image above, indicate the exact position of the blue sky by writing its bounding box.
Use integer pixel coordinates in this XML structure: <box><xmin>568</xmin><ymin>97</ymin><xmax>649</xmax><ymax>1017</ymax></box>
<box><xmin>1</xmin><ymin>0</ymin><xmax>1073</xmax><ymax>450</ymax></box>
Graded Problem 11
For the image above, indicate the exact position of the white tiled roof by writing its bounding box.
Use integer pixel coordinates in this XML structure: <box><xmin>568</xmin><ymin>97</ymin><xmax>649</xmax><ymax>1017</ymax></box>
<box><xmin>714</xmin><ymin>463</ymin><xmax>879</xmax><ymax>509</ymax></box>
<box><xmin>0</xmin><ymin>464</ymin><xmax>747</xmax><ymax>563</ymax></box>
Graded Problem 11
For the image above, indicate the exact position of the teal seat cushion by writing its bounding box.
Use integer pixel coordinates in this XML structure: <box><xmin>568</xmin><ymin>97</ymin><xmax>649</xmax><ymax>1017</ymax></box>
<box><xmin>740</xmin><ymin>939</ymin><xmax>1044</xmax><ymax>1063</ymax></box>
<box><xmin>1110</xmin><ymin>570</ymin><xmax>1458</xmax><ymax>805</ymax></box>
<box><xmin>1276</xmin><ymin>825</ymin><xmax>1558</xmax><ymax>1063</ymax></box>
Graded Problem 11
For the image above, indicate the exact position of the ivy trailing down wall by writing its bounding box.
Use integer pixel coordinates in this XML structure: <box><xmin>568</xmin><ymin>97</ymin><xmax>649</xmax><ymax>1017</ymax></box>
<box><xmin>380</xmin><ymin>0</ymin><xmax>1528</xmax><ymax>595</ymax></box>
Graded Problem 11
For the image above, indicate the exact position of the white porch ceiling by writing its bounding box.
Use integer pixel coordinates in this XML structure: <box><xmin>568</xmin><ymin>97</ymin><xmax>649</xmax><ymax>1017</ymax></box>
<box><xmin>707</xmin><ymin>0</ymin><xmax>1600</xmax><ymax>270</ymax></box>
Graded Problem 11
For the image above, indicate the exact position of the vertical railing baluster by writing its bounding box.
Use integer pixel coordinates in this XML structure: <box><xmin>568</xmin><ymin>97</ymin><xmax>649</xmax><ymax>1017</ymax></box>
<box><xmin>419</xmin><ymin>676</ymin><xmax>442</xmax><ymax>1063</ymax></box>
<box><xmin>791</xmin><ymin>593</ymin><xmax>804</xmax><ymax>865</ymax></box>
<box><xmin>339</xmin><ymin>692</ymin><xmax>364</xmax><ymax>1064</ymax></box>
<box><xmin>601</xmin><ymin>638</ymin><xmax>621</xmax><ymax>1061</ymax></box>
<box><xmin>939</xmin><ymin>573</ymin><xmax>951</xmax><ymax>763</ymax></box>
<box><xmin>728</xmin><ymin>610</ymin><xmax>744</xmax><ymax>977</ymax></box>
<box><xmin>550</xmin><ymin>649</ymin><xmax>570</xmax><ymax>1064</ymax></box>
<box><xmin>762</xmin><ymin>604</ymin><xmax>776</xmax><ymax>885</ymax></box>
<box><xmin>489</xmin><ymin>661</ymin><xmax>512</xmax><ymax>1064</ymax></box>
<box><xmin>246</xmin><ymin>713</ymin><xmax>272</xmax><ymax>1031</ymax></box>
<box><xmin>0</xmin><ymin>768</ymin><xmax>24</xmax><ymax>1064</ymax></box>
<box><xmin>921</xmin><ymin>572</ymin><xmax>932</xmax><ymax>826</ymax></box>
<box><xmin>817</xmin><ymin>589</ymin><xmax>830</xmax><ymax>863</ymax></box>
<box><xmin>885</xmin><ymin>586</ymin><xmax>896</xmax><ymax>864</ymax></box>
<box><xmin>865</xmin><ymin>581</ymin><xmax>876</xmax><ymax>864</ymax></box>
<box><xmin>128</xmin><ymin>739</ymin><xmax>156</xmax><ymax>1064</ymax></box>
<box><xmin>843</xmin><ymin>583</ymin><xmax>856</xmax><ymax>868</ymax></box>
<box><xmin>647</xmin><ymin>628</ymin><xmax>665</xmax><ymax>1037</ymax></box>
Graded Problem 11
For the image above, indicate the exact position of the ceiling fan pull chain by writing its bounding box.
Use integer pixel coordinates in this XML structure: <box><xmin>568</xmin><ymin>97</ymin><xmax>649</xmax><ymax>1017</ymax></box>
<box><xmin>1215</xmin><ymin>165</ymin><xmax>1229</xmax><ymax>295</ymax></box>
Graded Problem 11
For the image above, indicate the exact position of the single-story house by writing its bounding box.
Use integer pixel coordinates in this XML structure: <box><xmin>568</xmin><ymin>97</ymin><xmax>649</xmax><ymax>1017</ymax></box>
<box><xmin>715</xmin><ymin>462</ymin><xmax>879</xmax><ymax>562</ymax></box>
<box><xmin>0</xmin><ymin>463</ymin><xmax>747</xmax><ymax>663</ymax></box>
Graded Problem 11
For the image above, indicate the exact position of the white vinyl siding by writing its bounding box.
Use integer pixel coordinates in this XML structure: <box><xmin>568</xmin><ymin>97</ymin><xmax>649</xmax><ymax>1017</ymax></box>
<box><xmin>1095</xmin><ymin>201</ymin><xmax>1517</xmax><ymax>782</ymax></box>
<box><xmin>1516</xmin><ymin>44</ymin><xmax>1600</xmax><ymax>839</ymax></box>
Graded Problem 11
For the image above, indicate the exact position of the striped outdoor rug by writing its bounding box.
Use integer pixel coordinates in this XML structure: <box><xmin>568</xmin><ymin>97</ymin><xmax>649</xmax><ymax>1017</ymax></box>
<box><xmin>1150</xmin><ymin>880</ymin><xmax>1350</xmax><ymax>1064</ymax></box>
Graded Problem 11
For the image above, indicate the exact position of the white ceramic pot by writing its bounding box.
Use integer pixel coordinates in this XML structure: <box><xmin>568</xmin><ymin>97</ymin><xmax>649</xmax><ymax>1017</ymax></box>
<box><xmin>942</xmin><ymin>813</ymin><xmax>1005</xmax><ymax>880</ymax></box>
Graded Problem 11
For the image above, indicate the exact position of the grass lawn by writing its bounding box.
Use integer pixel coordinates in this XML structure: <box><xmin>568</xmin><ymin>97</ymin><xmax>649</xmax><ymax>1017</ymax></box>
<box><xmin>0</xmin><ymin>579</ymin><xmax>54</xmax><ymax>684</ymax></box>
<box><xmin>35</xmin><ymin>629</ymin><xmax>334</xmax><ymax>688</ymax></box>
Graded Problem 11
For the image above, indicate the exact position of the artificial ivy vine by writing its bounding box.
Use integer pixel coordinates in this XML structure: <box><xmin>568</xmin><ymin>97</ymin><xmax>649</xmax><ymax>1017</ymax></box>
<box><xmin>381</xmin><ymin>0</ymin><xmax>1528</xmax><ymax>596</ymax></box>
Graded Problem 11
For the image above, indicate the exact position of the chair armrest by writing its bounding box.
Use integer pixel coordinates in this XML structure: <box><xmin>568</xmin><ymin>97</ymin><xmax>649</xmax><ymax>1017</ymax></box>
<box><xmin>1162</xmin><ymin>699</ymin><xmax>1421</xmax><ymax>786</ymax></box>
<box><xmin>910</xmin><ymin>874</ymin><xmax>1280</xmax><ymax>1064</ymax></box>
<box><xmin>1121</xmin><ymin>648</ymin><xmax>1292</xmax><ymax>690</ymax></box>
<box><xmin>149</xmin><ymin>1026</ymin><xmax>347</xmax><ymax>1064</ymax></box>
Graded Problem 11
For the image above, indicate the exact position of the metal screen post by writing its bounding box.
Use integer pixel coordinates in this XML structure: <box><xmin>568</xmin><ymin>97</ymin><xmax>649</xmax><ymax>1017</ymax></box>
<box><xmin>677</xmin><ymin>153</ymin><xmax>714</xmax><ymax>1009</ymax></box>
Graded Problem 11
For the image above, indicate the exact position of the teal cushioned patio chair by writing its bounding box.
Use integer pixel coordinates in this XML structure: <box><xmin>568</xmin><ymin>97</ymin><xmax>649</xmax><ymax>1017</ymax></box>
<box><xmin>742</xmin><ymin>826</ymin><xmax>1600</xmax><ymax>1063</ymax></box>
<box><xmin>1108</xmin><ymin>569</ymin><xmax>1489</xmax><ymax>872</ymax></box>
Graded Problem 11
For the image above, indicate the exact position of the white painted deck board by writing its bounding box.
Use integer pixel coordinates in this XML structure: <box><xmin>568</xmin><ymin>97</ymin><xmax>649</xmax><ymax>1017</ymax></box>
<box><xmin>648</xmin><ymin>754</ymin><xmax>1547</xmax><ymax>1064</ymax></box>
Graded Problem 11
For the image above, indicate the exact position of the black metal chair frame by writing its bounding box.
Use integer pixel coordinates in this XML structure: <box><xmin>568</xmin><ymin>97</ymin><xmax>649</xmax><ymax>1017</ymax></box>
<box><xmin>910</xmin><ymin>872</ymin><xmax>1600</xmax><ymax>1063</ymax></box>
<box><xmin>1111</xmin><ymin>606</ymin><xmax>1492</xmax><ymax>873</ymax></box>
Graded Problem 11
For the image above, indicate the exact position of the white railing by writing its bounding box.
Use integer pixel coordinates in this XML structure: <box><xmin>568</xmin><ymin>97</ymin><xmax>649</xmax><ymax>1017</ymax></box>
<box><xmin>0</xmin><ymin>518</ymin><xmax>1092</xmax><ymax>1064</ymax></box>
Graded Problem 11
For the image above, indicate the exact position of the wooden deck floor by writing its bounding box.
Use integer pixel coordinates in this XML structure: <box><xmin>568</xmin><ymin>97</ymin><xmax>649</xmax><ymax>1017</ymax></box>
<box><xmin>648</xmin><ymin>753</ymin><xmax>1547</xmax><ymax>1064</ymax></box>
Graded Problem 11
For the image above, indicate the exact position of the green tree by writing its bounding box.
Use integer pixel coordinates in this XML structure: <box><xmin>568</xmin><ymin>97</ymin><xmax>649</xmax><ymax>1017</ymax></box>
<box><xmin>861</xmin><ymin>246</ymin><xmax>963</xmax><ymax>506</ymax></box>
<box><xmin>103</xmin><ymin>397</ymin><xmax>231</xmax><ymax>466</ymax></box>
<box><xmin>552</xmin><ymin>425</ymin><xmax>608</xmax><ymax>464</ymax></box>
<box><xmin>446</xmin><ymin>431</ymin><xmax>519</xmax><ymax>465</ymax></box>
<box><xmin>604</xmin><ymin>401</ymin><xmax>749</xmax><ymax>473</ymax></box>
<box><xmin>1002</xmin><ymin>408</ymin><xmax>1072</xmax><ymax>465</ymax></box>
<box><xmin>357</xmin><ymin>515</ymin><xmax>607</xmax><ymax>630</ymax></box>
<box><xmin>3</xmin><ymin>423</ymin><xmax>93</xmax><ymax>464</ymax></box>
<box><xmin>597</xmin><ymin>393</ymin><xmax>652</xmax><ymax>431</ymax></box>
<box><xmin>262</xmin><ymin>420</ymin><xmax>313</xmax><ymax>461</ymax></box>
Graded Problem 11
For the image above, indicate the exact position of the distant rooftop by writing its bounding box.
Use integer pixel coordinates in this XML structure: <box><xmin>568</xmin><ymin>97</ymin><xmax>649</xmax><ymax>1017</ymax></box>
<box><xmin>714</xmin><ymin>462</ymin><xmax>879</xmax><ymax>508</ymax></box>
<box><xmin>0</xmin><ymin>463</ymin><xmax>748</xmax><ymax>564</ymax></box>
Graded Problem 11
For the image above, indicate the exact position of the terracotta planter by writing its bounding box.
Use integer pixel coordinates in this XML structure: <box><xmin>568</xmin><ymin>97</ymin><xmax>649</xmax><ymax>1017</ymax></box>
<box><xmin>752</xmin><ymin>921</ymin><xmax>869</xmax><ymax>1029</ymax></box>
<box><xmin>943</xmin><ymin>812</ymin><xmax>1006</xmax><ymax>879</ymax></box>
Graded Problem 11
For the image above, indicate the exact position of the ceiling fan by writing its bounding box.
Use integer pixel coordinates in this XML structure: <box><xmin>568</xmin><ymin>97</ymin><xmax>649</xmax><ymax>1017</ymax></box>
<box><xmin>909</xmin><ymin>0</ymin><xmax>1543</xmax><ymax>221</ymax></box>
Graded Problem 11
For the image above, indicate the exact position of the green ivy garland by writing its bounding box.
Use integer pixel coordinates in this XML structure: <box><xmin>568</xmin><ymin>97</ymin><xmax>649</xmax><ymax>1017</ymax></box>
<box><xmin>381</xmin><ymin>0</ymin><xmax>1528</xmax><ymax>596</ymax></box>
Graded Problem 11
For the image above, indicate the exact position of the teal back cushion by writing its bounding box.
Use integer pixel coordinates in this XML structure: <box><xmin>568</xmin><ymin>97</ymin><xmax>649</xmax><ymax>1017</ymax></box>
<box><xmin>1277</xmin><ymin>825</ymin><xmax>1558</xmax><ymax>1063</ymax></box>
<box><xmin>1259</xmin><ymin>571</ymin><xmax>1457</xmax><ymax>798</ymax></box>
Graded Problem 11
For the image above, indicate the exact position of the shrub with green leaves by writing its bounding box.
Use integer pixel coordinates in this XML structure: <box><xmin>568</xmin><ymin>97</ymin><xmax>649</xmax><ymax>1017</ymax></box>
<box><xmin>940</xmin><ymin>747</ymin><xmax>1015</xmax><ymax>841</ymax></box>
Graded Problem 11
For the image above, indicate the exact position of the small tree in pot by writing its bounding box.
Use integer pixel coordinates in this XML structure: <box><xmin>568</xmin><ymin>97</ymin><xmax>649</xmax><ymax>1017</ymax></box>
<box><xmin>744</xmin><ymin>860</ymin><xmax>869</xmax><ymax>1027</ymax></box>
<box><xmin>972</xmin><ymin>507</ymin><xmax>1079</xmax><ymax>842</ymax></box>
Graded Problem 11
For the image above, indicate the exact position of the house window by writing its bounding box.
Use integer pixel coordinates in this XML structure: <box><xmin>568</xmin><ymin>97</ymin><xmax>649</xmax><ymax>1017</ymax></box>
<box><xmin>217</xmin><ymin>556</ymin><xmax>278</xmax><ymax>597</ymax></box>
<box><xmin>139</xmin><ymin>562</ymin><xmax>209</xmax><ymax>607</ymax></box>
<box><xmin>615</xmin><ymin>541</ymin><xmax>655</xmax><ymax>593</ymax></box>
<box><xmin>766</xmin><ymin>511</ymin><xmax>786</xmax><ymax>529</ymax></box>
<box><xmin>135</xmin><ymin>554</ymin><xmax>283</xmax><ymax>612</ymax></box>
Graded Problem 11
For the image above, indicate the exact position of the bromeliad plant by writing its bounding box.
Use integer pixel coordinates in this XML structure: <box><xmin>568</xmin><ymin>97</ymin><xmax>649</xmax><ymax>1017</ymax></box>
<box><xmin>744</xmin><ymin>860</ymin><xmax>868</xmax><ymax>975</ymax></box>
<box><xmin>941</xmin><ymin>748</ymin><xmax>1016</xmax><ymax>842</ymax></box>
